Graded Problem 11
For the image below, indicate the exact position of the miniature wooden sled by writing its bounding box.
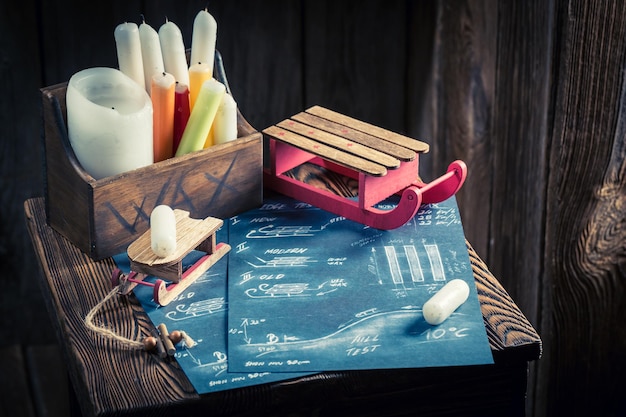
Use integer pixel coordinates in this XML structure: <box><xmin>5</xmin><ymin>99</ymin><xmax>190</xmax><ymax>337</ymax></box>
<box><xmin>263</xmin><ymin>106</ymin><xmax>468</xmax><ymax>229</ymax></box>
<box><xmin>111</xmin><ymin>210</ymin><xmax>230</xmax><ymax>306</ymax></box>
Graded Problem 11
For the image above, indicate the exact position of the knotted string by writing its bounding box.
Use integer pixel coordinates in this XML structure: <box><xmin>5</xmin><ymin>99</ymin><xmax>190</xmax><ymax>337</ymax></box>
<box><xmin>84</xmin><ymin>285</ymin><xmax>197</xmax><ymax>352</ymax></box>
<box><xmin>84</xmin><ymin>287</ymin><xmax>145</xmax><ymax>349</ymax></box>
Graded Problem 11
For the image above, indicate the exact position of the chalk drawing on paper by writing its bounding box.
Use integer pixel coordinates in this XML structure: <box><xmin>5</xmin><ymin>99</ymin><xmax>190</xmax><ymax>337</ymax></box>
<box><xmin>166</xmin><ymin>296</ymin><xmax>227</xmax><ymax>321</ymax></box>
<box><xmin>226</xmin><ymin>194</ymin><xmax>493</xmax><ymax>373</ymax></box>
<box><xmin>246</xmin><ymin>255</ymin><xmax>317</xmax><ymax>268</ymax></box>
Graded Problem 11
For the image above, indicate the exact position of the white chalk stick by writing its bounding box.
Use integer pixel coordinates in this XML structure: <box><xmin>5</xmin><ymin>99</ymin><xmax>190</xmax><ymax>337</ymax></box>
<box><xmin>422</xmin><ymin>279</ymin><xmax>470</xmax><ymax>325</ymax></box>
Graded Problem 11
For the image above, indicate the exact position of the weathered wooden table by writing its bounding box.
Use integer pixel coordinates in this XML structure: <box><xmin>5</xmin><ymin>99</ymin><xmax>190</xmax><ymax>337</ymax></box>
<box><xmin>25</xmin><ymin>172</ymin><xmax>541</xmax><ymax>417</ymax></box>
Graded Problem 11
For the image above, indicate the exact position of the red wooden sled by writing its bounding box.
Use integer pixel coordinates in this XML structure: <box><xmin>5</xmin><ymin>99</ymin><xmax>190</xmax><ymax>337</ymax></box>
<box><xmin>263</xmin><ymin>106</ymin><xmax>467</xmax><ymax>230</ymax></box>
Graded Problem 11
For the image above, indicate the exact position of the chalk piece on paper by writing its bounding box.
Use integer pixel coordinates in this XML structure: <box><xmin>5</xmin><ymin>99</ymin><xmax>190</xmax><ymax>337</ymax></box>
<box><xmin>422</xmin><ymin>279</ymin><xmax>470</xmax><ymax>325</ymax></box>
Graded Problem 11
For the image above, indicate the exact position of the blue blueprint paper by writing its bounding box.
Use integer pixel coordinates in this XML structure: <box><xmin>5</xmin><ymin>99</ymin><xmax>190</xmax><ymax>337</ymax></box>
<box><xmin>226</xmin><ymin>193</ymin><xmax>493</xmax><ymax>373</ymax></box>
<box><xmin>113</xmin><ymin>225</ymin><xmax>311</xmax><ymax>395</ymax></box>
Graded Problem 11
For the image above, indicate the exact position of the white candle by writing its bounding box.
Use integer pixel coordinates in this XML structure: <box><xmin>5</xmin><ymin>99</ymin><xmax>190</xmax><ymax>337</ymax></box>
<box><xmin>139</xmin><ymin>21</ymin><xmax>164</xmax><ymax>95</ymax></box>
<box><xmin>66</xmin><ymin>67</ymin><xmax>153</xmax><ymax>180</ymax></box>
<box><xmin>212</xmin><ymin>93</ymin><xmax>238</xmax><ymax>145</ymax></box>
<box><xmin>159</xmin><ymin>20</ymin><xmax>190</xmax><ymax>87</ymax></box>
<box><xmin>114</xmin><ymin>22</ymin><xmax>145</xmax><ymax>89</ymax></box>
<box><xmin>150</xmin><ymin>205</ymin><xmax>177</xmax><ymax>257</ymax></box>
<box><xmin>190</xmin><ymin>9</ymin><xmax>217</xmax><ymax>72</ymax></box>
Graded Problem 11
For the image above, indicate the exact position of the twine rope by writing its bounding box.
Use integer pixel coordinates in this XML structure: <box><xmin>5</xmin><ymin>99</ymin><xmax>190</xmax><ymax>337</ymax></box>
<box><xmin>84</xmin><ymin>287</ymin><xmax>144</xmax><ymax>350</ymax></box>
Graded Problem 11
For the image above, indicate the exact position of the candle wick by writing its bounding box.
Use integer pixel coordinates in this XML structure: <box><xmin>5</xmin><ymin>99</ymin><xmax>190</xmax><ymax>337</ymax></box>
<box><xmin>140</xmin><ymin>13</ymin><xmax>145</xmax><ymax>23</ymax></box>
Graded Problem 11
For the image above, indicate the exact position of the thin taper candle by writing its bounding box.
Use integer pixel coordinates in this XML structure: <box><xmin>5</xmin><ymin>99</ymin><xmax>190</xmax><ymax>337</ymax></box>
<box><xmin>151</xmin><ymin>72</ymin><xmax>176</xmax><ymax>162</ymax></box>
<box><xmin>188</xmin><ymin>62</ymin><xmax>212</xmax><ymax>110</ymax></box>
<box><xmin>190</xmin><ymin>9</ymin><xmax>217</xmax><ymax>69</ymax></box>
<box><xmin>139</xmin><ymin>21</ymin><xmax>164</xmax><ymax>95</ymax></box>
<box><xmin>114</xmin><ymin>22</ymin><xmax>145</xmax><ymax>89</ymax></box>
<box><xmin>159</xmin><ymin>19</ymin><xmax>190</xmax><ymax>87</ymax></box>
<box><xmin>173</xmin><ymin>82</ymin><xmax>190</xmax><ymax>154</ymax></box>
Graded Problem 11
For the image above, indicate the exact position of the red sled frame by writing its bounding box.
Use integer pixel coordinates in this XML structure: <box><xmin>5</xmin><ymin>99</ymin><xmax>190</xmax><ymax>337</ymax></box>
<box><xmin>264</xmin><ymin>138</ymin><xmax>467</xmax><ymax>230</ymax></box>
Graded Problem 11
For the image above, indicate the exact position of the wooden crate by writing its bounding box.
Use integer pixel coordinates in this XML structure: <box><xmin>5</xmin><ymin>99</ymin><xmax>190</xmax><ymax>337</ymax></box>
<box><xmin>41</xmin><ymin>71</ymin><xmax>262</xmax><ymax>261</ymax></box>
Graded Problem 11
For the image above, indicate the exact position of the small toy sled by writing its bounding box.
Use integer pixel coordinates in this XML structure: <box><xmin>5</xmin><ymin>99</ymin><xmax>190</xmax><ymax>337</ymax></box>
<box><xmin>263</xmin><ymin>106</ymin><xmax>467</xmax><ymax>229</ymax></box>
<box><xmin>111</xmin><ymin>210</ymin><xmax>230</xmax><ymax>306</ymax></box>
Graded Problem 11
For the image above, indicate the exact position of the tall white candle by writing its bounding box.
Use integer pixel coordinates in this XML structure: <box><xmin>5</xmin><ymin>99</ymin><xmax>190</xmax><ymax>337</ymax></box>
<box><xmin>114</xmin><ymin>22</ymin><xmax>145</xmax><ymax>89</ymax></box>
<box><xmin>190</xmin><ymin>9</ymin><xmax>217</xmax><ymax>72</ymax></box>
<box><xmin>159</xmin><ymin>20</ymin><xmax>190</xmax><ymax>87</ymax></box>
<box><xmin>66</xmin><ymin>67</ymin><xmax>153</xmax><ymax>180</ymax></box>
<box><xmin>139</xmin><ymin>21</ymin><xmax>164</xmax><ymax>95</ymax></box>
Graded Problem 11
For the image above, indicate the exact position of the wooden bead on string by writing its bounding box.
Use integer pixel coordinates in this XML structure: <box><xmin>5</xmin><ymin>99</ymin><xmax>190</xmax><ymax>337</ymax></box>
<box><xmin>168</xmin><ymin>330</ymin><xmax>183</xmax><ymax>344</ymax></box>
<box><xmin>143</xmin><ymin>336</ymin><xmax>158</xmax><ymax>352</ymax></box>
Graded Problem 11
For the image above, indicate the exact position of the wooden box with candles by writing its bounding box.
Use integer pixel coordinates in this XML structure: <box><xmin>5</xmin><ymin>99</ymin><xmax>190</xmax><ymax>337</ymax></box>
<box><xmin>40</xmin><ymin>53</ymin><xmax>263</xmax><ymax>261</ymax></box>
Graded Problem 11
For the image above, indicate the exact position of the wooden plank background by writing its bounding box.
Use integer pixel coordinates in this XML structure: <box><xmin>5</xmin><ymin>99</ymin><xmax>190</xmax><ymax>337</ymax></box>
<box><xmin>1</xmin><ymin>0</ymin><xmax>625</xmax><ymax>416</ymax></box>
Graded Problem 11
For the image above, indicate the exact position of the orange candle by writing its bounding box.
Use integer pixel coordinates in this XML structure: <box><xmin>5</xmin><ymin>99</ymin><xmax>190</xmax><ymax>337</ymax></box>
<box><xmin>173</xmin><ymin>82</ymin><xmax>190</xmax><ymax>155</ymax></box>
<box><xmin>151</xmin><ymin>72</ymin><xmax>176</xmax><ymax>162</ymax></box>
<box><xmin>188</xmin><ymin>62</ymin><xmax>212</xmax><ymax>110</ymax></box>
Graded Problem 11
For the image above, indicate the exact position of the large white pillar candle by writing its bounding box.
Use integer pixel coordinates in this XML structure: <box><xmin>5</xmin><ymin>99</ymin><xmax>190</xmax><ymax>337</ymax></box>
<box><xmin>114</xmin><ymin>22</ymin><xmax>145</xmax><ymax>89</ymax></box>
<box><xmin>159</xmin><ymin>20</ymin><xmax>190</xmax><ymax>87</ymax></box>
<box><xmin>190</xmin><ymin>9</ymin><xmax>217</xmax><ymax>71</ymax></box>
<box><xmin>66</xmin><ymin>67</ymin><xmax>153</xmax><ymax>180</ymax></box>
<box><xmin>139</xmin><ymin>21</ymin><xmax>165</xmax><ymax>95</ymax></box>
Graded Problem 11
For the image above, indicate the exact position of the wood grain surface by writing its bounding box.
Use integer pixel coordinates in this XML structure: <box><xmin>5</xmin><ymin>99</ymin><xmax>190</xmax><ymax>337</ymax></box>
<box><xmin>541</xmin><ymin>2</ymin><xmax>626</xmax><ymax>416</ymax></box>
<box><xmin>25</xmin><ymin>194</ymin><xmax>540</xmax><ymax>417</ymax></box>
<box><xmin>25</xmin><ymin>154</ymin><xmax>541</xmax><ymax>415</ymax></box>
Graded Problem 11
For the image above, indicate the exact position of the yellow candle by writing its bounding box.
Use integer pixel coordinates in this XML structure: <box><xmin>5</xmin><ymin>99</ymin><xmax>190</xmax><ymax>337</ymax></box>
<box><xmin>175</xmin><ymin>78</ymin><xmax>225</xmax><ymax>156</ymax></box>
<box><xmin>151</xmin><ymin>72</ymin><xmax>176</xmax><ymax>162</ymax></box>
<box><xmin>204</xmin><ymin>124</ymin><xmax>215</xmax><ymax>149</ymax></box>
<box><xmin>188</xmin><ymin>62</ymin><xmax>212</xmax><ymax>110</ymax></box>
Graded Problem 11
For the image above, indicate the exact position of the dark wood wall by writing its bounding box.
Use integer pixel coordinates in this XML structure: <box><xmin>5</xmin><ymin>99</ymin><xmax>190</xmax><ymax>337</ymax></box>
<box><xmin>2</xmin><ymin>1</ymin><xmax>625</xmax><ymax>416</ymax></box>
